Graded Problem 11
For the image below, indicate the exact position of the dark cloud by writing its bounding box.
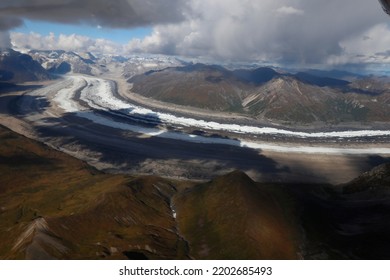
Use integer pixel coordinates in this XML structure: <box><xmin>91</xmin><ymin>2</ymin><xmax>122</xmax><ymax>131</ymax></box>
<box><xmin>127</xmin><ymin>0</ymin><xmax>390</xmax><ymax>66</ymax></box>
<box><xmin>0</xmin><ymin>0</ymin><xmax>189</xmax><ymax>50</ymax></box>
<box><xmin>0</xmin><ymin>0</ymin><xmax>188</xmax><ymax>29</ymax></box>
<box><xmin>0</xmin><ymin>16</ymin><xmax>22</xmax><ymax>31</ymax></box>
<box><xmin>0</xmin><ymin>17</ymin><xmax>23</xmax><ymax>48</ymax></box>
<box><xmin>3</xmin><ymin>0</ymin><xmax>390</xmax><ymax>67</ymax></box>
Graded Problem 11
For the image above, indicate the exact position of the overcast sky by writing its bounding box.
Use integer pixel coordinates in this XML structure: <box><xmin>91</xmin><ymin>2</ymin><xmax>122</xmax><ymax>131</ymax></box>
<box><xmin>1</xmin><ymin>0</ymin><xmax>390</xmax><ymax>69</ymax></box>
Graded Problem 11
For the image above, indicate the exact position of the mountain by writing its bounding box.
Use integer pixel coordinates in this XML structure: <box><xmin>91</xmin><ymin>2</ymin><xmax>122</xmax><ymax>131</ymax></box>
<box><xmin>242</xmin><ymin>76</ymin><xmax>386</xmax><ymax>123</ymax></box>
<box><xmin>342</xmin><ymin>163</ymin><xmax>390</xmax><ymax>194</ymax></box>
<box><xmin>129</xmin><ymin>63</ymin><xmax>390</xmax><ymax>125</ymax></box>
<box><xmin>0</xmin><ymin>125</ymin><xmax>188</xmax><ymax>260</ymax></box>
<box><xmin>174</xmin><ymin>171</ymin><xmax>300</xmax><ymax>259</ymax></box>
<box><xmin>28</xmin><ymin>50</ymin><xmax>105</xmax><ymax>76</ymax></box>
<box><xmin>122</xmin><ymin>55</ymin><xmax>185</xmax><ymax>79</ymax></box>
<box><xmin>1</xmin><ymin>124</ymin><xmax>390</xmax><ymax>259</ymax></box>
<box><xmin>27</xmin><ymin>50</ymin><xmax>184</xmax><ymax>78</ymax></box>
<box><xmin>0</xmin><ymin>49</ymin><xmax>52</xmax><ymax>83</ymax></box>
<box><xmin>300</xmin><ymin>162</ymin><xmax>390</xmax><ymax>259</ymax></box>
<box><xmin>233</xmin><ymin>67</ymin><xmax>280</xmax><ymax>85</ymax></box>
<box><xmin>300</xmin><ymin>69</ymin><xmax>362</xmax><ymax>81</ymax></box>
<box><xmin>294</xmin><ymin>72</ymin><xmax>350</xmax><ymax>87</ymax></box>
<box><xmin>129</xmin><ymin>63</ymin><xmax>251</xmax><ymax>111</ymax></box>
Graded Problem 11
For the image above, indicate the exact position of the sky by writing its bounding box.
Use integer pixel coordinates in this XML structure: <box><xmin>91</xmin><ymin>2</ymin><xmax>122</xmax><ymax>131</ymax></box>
<box><xmin>1</xmin><ymin>0</ymin><xmax>390</xmax><ymax>70</ymax></box>
<box><xmin>13</xmin><ymin>20</ymin><xmax>152</xmax><ymax>44</ymax></box>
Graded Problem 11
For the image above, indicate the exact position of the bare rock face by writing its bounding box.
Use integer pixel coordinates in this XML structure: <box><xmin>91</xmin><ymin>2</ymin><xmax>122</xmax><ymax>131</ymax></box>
<box><xmin>11</xmin><ymin>218</ymin><xmax>68</xmax><ymax>260</ymax></box>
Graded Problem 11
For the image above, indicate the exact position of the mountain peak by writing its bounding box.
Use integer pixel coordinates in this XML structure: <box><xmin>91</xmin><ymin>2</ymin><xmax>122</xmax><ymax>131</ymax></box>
<box><xmin>0</xmin><ymin>49</ymin><xmax>52</xmax><ymax>83</ymax></box>
<box><xmin>233</xmin><ymin>67</ymin><xmax>279</xmax><ymax>85</ymax></box>
<box><xmin>342</xmin><ymin>163</ymin><xmax>390</xmax><ymax>194</ymax></box>
<box><xmin>214</xmin><ymin>170</ymin><xmax>255</xmax><ymax>186</ymax></box>
<box><xmin>357</xmin><ymin>163</ymin><xmax>390</xmax><ymax>183</ymax></box>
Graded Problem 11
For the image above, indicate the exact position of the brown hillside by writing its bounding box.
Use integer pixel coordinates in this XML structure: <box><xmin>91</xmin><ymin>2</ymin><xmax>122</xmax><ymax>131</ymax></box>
<box><xmin>174</xmin><ymin>170</ymin><xmax>301</xmax><ymax>259</ymax></box>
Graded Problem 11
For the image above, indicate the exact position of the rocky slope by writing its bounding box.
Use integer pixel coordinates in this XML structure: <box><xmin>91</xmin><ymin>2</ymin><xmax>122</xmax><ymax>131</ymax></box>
<box><xmin>0</xmin><ymin>125</ymin><xmax>189</xmax><ymax>259</ymax></box>
<box><xmin>0</xmin><ymin>49</ymin><xmax>52</xmax><ymax>83</ymax></box>
<box><xmin>174</xmin><ymin>171</ymin><xmax>300</xmax><ymax>259</ymax></box>
<box><xmin>129</xmin><ymin>64</ymin><xmax>251</xmax><ymax>112</ymax></box>
<box><xmin>129</xmin><ymin>64</ymin><xmax>390</xmax><ymax>125</ymax></box>
<box><xmin>0</xmin><ymin>125</ymin><xmax>390</xmax><ymax>259</ymax></box>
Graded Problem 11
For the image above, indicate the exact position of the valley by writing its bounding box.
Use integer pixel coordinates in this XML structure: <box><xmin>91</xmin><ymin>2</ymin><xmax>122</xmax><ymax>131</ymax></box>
<box><xmin>1</xmin><ymin>123</ymin><xmax>390</xmax><ymax>260</ymax></box>
<box><xmin>1</xmin><ymin>49</ymin><xmax>390</xmax><ymax>260</ymax></box>
<box><xmin>1</xmin><ymin>72</ymin><xmax>390</xmax><ymax>184</ymax></box>
<box><xmin>129</xmin><ymin>64</ymin><xmax>390</xmax><ymax>126</ymax></box>
<box><xmin>2</xmin><ymin>0</ymin><xmax>390</xmax><ymax>267</ymax></box>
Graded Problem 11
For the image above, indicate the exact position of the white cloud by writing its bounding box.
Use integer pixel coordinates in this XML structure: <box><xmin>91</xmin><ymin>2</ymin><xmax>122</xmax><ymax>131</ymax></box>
<box><xmin>0</xmin><ymin>0</ymin><xmax>189</xmax><ymax>53</ymax></box>
<box><xmin>5</xmin><ymin>0</ymin><xmax>390</xmax><ymax>68</ymax></box>
<box><xmin>327</xmin><ymin>23</ymin><xmax>390</xmax><ymax>65</ymax></box>
<box><xmin>276</xmin><ymin>6</ymin><xmax>304</xmax><ymax>16</ymax></box>
<box><xmin>126</xmin><ymin>0</ymin><xmax>389</xmax><ymax>66</ymax></box>
<box><xmin>11</xmin><ymin>32</ymin><xmax>123</xmax><ymax>54</ymax></box>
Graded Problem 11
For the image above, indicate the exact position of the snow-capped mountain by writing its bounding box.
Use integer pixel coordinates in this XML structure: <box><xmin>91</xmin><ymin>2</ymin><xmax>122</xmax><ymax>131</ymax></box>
<box><xmin>27</xmin><ymin>49</ymin><xmax>185</xmax><ymax>78</ymax></box>
<box><xmin>122</xmin><ymin>55</ymin><xmax>185</xmax><ymax>79</ymax></box>
<box><xmin>28</xmin><ymin>50</ymin><xmax>106</xmax><ymax>76</ymax></box>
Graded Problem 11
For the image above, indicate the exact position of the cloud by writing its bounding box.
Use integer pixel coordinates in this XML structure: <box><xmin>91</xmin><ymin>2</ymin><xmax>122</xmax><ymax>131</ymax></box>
<box><xmin>126</xmin><ymin>0</ymin><xmax>389</xmax><ymax>66</ymax></box>
<box><xmin>0</xmin><ymin>31</ymin><xmax>12</xmax><ymax>48</ymax></box>
<box><xmin>1</xmin><ymin>0</ymin><xmax>189</xmax><ymax>51</ymax></box>
<box><xmin>0</xmin><ymin>16</ymin><xmax>22</xmax><ymax>31</ymax></box>
<box><xmin>276</xmin><ymin>6</ymin><xmax>304</xmax><ymax>16</ymax></box>
<box><xmin>0</xmin><ymin>16</ymin><xmax>23</xmax><ymax>48</ymax></box>
<box><xmin>11</xmin><ymin>32</ymin><xmax>123</xmax><ymax>54</ymax></box>
<box><xmin>0</xmin><ymin>0</ymin><xmax>188</xmax><ymax>28</ymax></box>
<box><xmin>3</xmin><ymin>0</ymin><xmax>390</xmax><ymax>68</ymax></box>
<box><xmin>327</xmin><ymin>23</ymin><xmax>390</xmax><ymax>65</ymax></box>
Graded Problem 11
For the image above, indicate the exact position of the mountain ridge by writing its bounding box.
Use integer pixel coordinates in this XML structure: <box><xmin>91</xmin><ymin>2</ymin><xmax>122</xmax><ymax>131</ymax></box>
<box><xmin>0</xmin><ymin>125</ymin><xmax>390</xmax><ymax>259</ymax></box>
<box><xmin>0</xmin><ymin>49</ymin><xmax>52</xmax><ymax>83</ymax></box>
<box><xmin>128</xmin><ymin>63</ymin><xmax>390</xmax><ymax>125</ymax></box>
